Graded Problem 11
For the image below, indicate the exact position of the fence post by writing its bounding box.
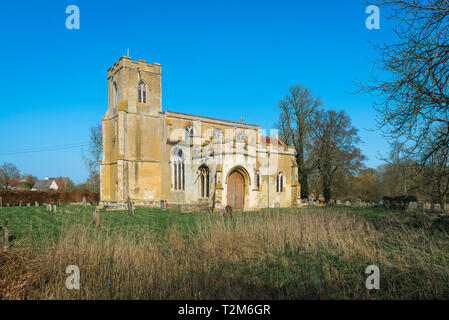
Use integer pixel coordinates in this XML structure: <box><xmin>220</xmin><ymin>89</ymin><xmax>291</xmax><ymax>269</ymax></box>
<box><xmin>127</xmin><ymin>196</ymin><xmax>134</xmax><ymax>216</ymax></box>
<box><xmin>2</xmin><ymin>219</ymin><xmax>8</xmax><ymax>250</ymax></box>
<box><xmin>83</xmin><ymin>197</ymin><xmax>87</xmax><ymax>208</ymax></box>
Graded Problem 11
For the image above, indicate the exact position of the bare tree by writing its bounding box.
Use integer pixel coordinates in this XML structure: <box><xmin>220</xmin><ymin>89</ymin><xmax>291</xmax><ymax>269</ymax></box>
<box><xmin>276</xmin><ymin>85</ymin><xmax>322</xmax><ymax>199</ymax></box>
<box><xmin>0</xmin><ymin>162</ymin><xmax>20</xmax><ymax>189</ymax></box>
<box><xmin>419</xmin><ymin>148</ymin><xmax>449</xmax><ymax>206</ymax></box>
<box><xmin>83</xmin><ymin>124</ymin><xmax>102</xmax><ymax>192</ymax></box>
<box><xmin>309</xmin><ymin>110</ymin><xmax>366</xmax><ymax>203</ymax></box>
<box><xmin>360</xmin><ymin>0</ymin><xmax>449</xmax><ymax>164</ymax></box>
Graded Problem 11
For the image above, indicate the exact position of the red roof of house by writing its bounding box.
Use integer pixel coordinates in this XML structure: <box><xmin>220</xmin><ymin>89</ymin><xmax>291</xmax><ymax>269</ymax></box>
<box><xmin>55</xmin><ymin>181</ymin><xmax>65</xmax><ymax>188</ymax></box>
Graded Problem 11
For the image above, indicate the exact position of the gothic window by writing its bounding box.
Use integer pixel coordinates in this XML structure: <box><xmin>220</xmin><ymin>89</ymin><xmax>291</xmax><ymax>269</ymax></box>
<box><xmin>212</xmin><ymin>128</ymin><xmax>223</xmax><ymax>140</ymax></box>
<box><xmin>172</xmin><ymin>148</ymin><xmax>184</xmax><ymax>190</ymax></box>
<box><xmin>256</xmin><ymin>171</ymin><xmax>261</xmax><ymax>189</ymax></box>
<box><xmin>276</xmin><ymin>172</ymin><xmax>284</xmax><ymax>193</ymax></box>
<box><xmin>199</xmin><ymin>165</ymin><xmax>210</xmax><ymax>198</ymax></box>
<box><xmin>185</xmin><ymin>125</ymin><xmax>194</xmax><ymax>141</ymax></box>
<box><xmin>236</xmin><ymin>130</ymin><xmax>246</xmax><ymax>142</ymax></box>
<box><xmin>138</xmin><ymin>81</ymin><xmax>147</xmax><ymax>103</ymax></box>
<box><xmin>112</xmin><ymin>81</ymin><xmax>118</xmax><ymax>109</ymax></box>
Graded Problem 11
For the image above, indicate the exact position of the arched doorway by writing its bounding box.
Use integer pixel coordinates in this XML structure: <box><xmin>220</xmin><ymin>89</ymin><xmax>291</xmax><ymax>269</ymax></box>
<box><xmin>227</xmin><ymin>170</ymin><xmax>245</xmax><ymax>210</ymax></box>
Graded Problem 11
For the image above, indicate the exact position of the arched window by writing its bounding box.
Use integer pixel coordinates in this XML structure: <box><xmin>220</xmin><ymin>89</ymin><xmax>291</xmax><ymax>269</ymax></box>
<box><xmin>199</xmin><ymin>165</ymin><xmax>210</xmax><ymax>198</ymax></box>
<box><xmin>276</xmin><ymin>172</ymin><xmax>284</xmax><ymax>193</ymax></box>
<box><xmin>138</xmin><ymin>81</ymin><xmax>147</xmax><ymax>103</ymax></box>
<box><xmin>112</xmin><ymin>81</ymin><xmax>117</xmax><ymax>109</ymax></box>
<box><xmin>185</xmin><ymin>125</ymin><xmax>194</xmax><ymax>141</ymax></box>
<box><xmin>212</xmin><ymin>128</ymin><xmax>223</xmax><ymax>140</ymax></box>
<box><xmin>256</xmin><ymin>171</ymin><xmax>261</xmax><ymax>189</ymax></box>
<box><xmin>172</xmin><ymin>148</ymin><xmax>184</xmax><ymax>190</ymax></box>
<box><xmin>236</xmin><ymin>130</ymin><xmax>246</xmax><ymax>142</ymax></box>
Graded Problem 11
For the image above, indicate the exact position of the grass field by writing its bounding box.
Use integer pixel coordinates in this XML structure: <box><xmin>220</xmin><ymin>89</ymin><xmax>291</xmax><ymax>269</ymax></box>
<box><xmin>0</xmin><ymin>205</ymin><xmax>448</xmax><ymax>299</ymax></box>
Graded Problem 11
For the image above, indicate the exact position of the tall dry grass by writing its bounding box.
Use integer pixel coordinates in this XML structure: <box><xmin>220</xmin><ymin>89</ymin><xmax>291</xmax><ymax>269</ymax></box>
<box><xmin>3</xmin><ymin>208</ymin><xmax>449</xmax><ymax>299</ymax></box>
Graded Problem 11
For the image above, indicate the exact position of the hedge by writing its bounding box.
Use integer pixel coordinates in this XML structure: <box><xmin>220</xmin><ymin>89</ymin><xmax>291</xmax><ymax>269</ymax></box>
<box><xmin>0</xmin><ymin>190</ymin><xmax>99</xmax><ymax>206</ymax></box>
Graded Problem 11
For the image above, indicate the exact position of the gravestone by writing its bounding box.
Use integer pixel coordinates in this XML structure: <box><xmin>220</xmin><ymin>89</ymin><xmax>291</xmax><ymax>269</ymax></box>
<box><xmin>27</xmin><ymin>203</ymin><xmax>30</xmax><ymax>207</ymax></box>
<box><xmin>82</xmin><ymin>197</ymin><xmax>87</xmax><ymax>208</ymax></box>
<box><xmin>92</xmin><ymin>207</ymin><xmax>100</xmax><ymax>227</ymax></box>
<box><xmin>336</xmin><ymin>200</ymin><xmax>342</xmax><ymax>205</ymax></box>
<box><xmin>345</xmin><ymin>201</ymin><xmax>351</xmax><ymax>206</ymax></box>
<box><xmin>424</xmin><ymin>203</ymin><xmax>431</xmax><ymax>211</ymax></box>
<box><xmin>433</xmin><ymin>203</ymin><xmax>441</xmax><ymax>211</ymax></box>
<box><xmin>409</xmin><ymin>202</ymin><xmax>417</xmax><ymax>210</ymax></box>
<box><xmin>354</xmin><ymin>199</ymin><xmax>362</xmax><ymax>207</ymax></box>
<box><xmin>52</xmin><ymin>205</ymin><xmax>57</xmax><ymax>213</ymax></box>
<box><xmin>224</xmin><ymin>205</ymin><xmax>233</xmax><ymax>219</ymax></box>
<box><xmin>35</xmin><ymin>201</ymin><xmax>39</xmax><ymax>206</ymax></box>
<box><xmin>0</xmin><ymin>196</ymin><xmax>2</xmax><ymax>209</ymax></box>
<box><xmin>2</xmin><ymin>219</ymin><xmax>8</xmax><ymax>250</ymax></box>
<box><xmin>127</xmin><ymin>196</ymin><xmax>134</xmax><ymax>216</ymax></box>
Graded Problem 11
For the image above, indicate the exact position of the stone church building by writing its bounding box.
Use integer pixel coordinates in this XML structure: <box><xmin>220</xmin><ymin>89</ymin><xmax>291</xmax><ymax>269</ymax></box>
<box><xmin>100</xmin><ymin>56</ymin><xmax>300</xmax><ymax>211</ymax></box>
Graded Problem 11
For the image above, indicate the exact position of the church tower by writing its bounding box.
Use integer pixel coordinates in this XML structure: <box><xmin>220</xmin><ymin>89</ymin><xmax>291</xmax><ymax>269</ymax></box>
<box><xmin>100</xmin><ymin>56</ymin><xmax>164</xmax><ymax>206</ymax></box>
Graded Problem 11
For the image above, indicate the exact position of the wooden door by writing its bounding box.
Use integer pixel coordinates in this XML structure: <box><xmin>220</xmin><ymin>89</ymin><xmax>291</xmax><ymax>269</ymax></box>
<box><xmin>227</xmin><ymin>171</ymin><xmax>244</xmax><ymax>210</ymax></box>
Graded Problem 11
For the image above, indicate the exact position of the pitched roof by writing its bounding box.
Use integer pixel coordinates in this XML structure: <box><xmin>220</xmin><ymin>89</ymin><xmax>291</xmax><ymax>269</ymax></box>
<box><xmin>32</xmin><ymin>179</ymin><xmax>56</xmax><ymax>190</ymax></box>
<box><xmin>55</xmin><ymin>181</ymin><xmax>65</xmax><ymax>188</ymax></box>
<box><xmin>261</xmin><ymin>136</ymin><xmax>286</xmax><ymax>147</ymax></box>
<box><xmin>164</xmin><ymin>110</ymin><xmax>260</xmax><ymax>129</ymax></box>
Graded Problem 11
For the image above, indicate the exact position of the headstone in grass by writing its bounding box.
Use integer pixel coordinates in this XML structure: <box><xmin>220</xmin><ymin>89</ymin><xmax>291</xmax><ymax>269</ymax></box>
<box><xmin>127</xmin><ymin>196</ymin><xmax>134</xmax><ymax>216</ymax></box>
<box><xmin>35</xmin><ymin>201</ymin><xmax>38</xmax><ymax>206</ymax></box>
<box><xmin>2</xmin><ymin>219</ymin><xmax>8</xmax><ymax>250</ymax></box>
<box><xmin>424</xmin><ymin>203</ymin><xmax>431</xmax><ymax>211</ymax></box>
<box><xmin>0</xmin><ymin>196</ymin><xmax>2</xmax><ymax>209</ymax></box>
<box><xmin>19</xmin><ymin>201</ymin><xmax>22</xmax><ymax>207</ymax></box>
<box><xmin>92</xmin><ymin>206</ymin><xmax>100</xmax><ymax>227</ymax></box>
<box><xmin>224</xmin><ymin>205</ymin><xmax>233</xmax><ymax>219</ymax></box>
<box><xmin>27</xmin><ymin>203</ymin><xmax>30</xmax><ymax>207</ymax></box>
<box><xmin>409</xmin><ymin>202</ymin><xmax>417</xmax><ymax>210</ymax></box>
<box><xmin>47</xmin><ymin>204</ymin><xmax>52</xmax><ymax>211</ymax></box>
<box><xmin>52</xmin><ymin>204</ymin><xmax>57</xmax><ymax>213</ymax></box>
<box><xmin>82</xmin><ymin>196</ymin><xmax>87</xmax><ymax>208</ymax></box>
<box><xmin>434</xmin><ymin>203</ymin><xmax>441</xmax><ymax>212</ymax></box>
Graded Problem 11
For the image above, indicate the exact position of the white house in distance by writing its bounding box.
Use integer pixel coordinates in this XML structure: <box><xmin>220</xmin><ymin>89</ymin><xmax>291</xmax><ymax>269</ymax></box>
<box><xmin>32</xmin><ymin>177</ymin><xmax>59</xmax><ymax>191</ymax></box>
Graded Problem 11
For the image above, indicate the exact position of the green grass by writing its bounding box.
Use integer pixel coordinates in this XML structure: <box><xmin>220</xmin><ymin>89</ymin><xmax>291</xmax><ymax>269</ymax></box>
<box><xmin>0</xmin><ymin>205</ymin><xmax>217</xmax><ymax>249</ymax></box>
<box><xmin>1</xmin><ymin>205</ymin><xmax>448</xmax><ymax>299</ymax></box>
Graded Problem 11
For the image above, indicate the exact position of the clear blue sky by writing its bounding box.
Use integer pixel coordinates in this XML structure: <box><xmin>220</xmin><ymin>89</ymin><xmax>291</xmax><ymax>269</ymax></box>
<box><xmin>0</xmin><ymin>0</ymin><xmax>394</xmax><ymax>183</ymax></box>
